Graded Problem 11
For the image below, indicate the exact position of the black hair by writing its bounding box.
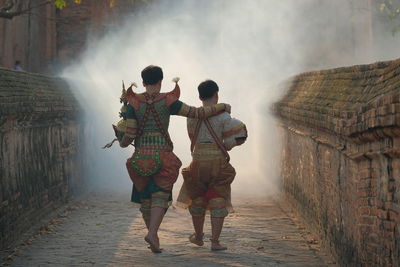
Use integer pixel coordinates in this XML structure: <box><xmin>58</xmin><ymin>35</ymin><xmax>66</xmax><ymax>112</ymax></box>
<box><xmin>198</xmin><ymin>80</ymin><xmax>219</xmax><ymax>100</ymax></box>
<box><xmin>15</xmin><ymin>60</ymin><xmax>21</xmax><ymax>65</ymax></box>
<box><xmin>141</xmin><ymin>65</ymin><xmax>163</xmax><ymax>85</ymax></box>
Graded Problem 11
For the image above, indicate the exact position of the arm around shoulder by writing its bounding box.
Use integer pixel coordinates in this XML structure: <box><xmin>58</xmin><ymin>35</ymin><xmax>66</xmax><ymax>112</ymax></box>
<box><xmin>174</xmin><ymin>101</ymin><xmax>231</xmax><ymax>119</ymax></box>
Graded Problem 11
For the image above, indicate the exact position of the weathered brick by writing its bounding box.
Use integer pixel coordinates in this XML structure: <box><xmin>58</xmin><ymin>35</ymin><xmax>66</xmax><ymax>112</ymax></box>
<box><xmin>383</xmin><ymin>230</ymin><xmax>395</xmax><ymax>239</ymax></box>
<box><xmin>358</xmin><ymin>159</ymin><xmax>372</xmax><ymax>169</ymax></box>
<box><xmin>359</xmin><ymin>225</ymin><xmax>378</xmax><ymax>233</ymax></box>
<box><xmin>359</xmin><ymin>206</ymin><xmax>371</xmax><ymax>215</ymax></box>
<box><xmin>384</xmin><ymin>202</ymin><xmax>393</xmax><ymax>210</ymax></box>
<box><xmin>357</xmin><ymin>189</ymin><xmax>368</xmax><ymax>198</ymax></box>
<box><xmin>358</xmin><ymin>169</ymin><xmax>372</xmax><ymax>179</ymax></box>
<box><xmin>358</xmin><ymin>198</ymin><xmax>370</xmax><ymax>206</ymax></box>
<box><xmin>0</xmin><ymin>68</ymin><xmax>84</xmax><ymax>250</ymax></box>
<box><xmin>388</xmin><ymin>210</ymin><xmax>399</xmax><ymax>221</ymax></box>
<box><xmin>377</xmin><ymin>209</ymin><xmax>389</xmax><ymax>220</ymax></box>
<box><xmin>277</xmin><ymin>57</ymin><xmax>400</xmax><ymax>267</ymax></box>
<box><xmin>360</xmin><ymin>215</ymin><xmax>376</xmax><ymax>225</ymax></box>
<box><xmin>366</xmin><ymin>233</ymin><xmax>380</xmax><ymax>243</ymax></box>
<box><xmin>383</xmin><ymin>221</ymin><xmax>396</xmax><ymax>230</ymax></box>
<box><xmin>365</xmin><ymin>244</ymin><xmax>379</xmax><ymax>254</ymax></box>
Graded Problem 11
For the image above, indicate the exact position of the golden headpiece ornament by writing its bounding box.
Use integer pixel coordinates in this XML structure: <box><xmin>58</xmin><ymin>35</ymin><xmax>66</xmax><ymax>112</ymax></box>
<box><xmin>120</xmin><ymin>80</ymin><xmax>126</xmax><ymax>103</ymax></box>
<box><xmin>120</xmin><ymin>80</ymin><xmax>137</xmax><ymax>103</ymax></box>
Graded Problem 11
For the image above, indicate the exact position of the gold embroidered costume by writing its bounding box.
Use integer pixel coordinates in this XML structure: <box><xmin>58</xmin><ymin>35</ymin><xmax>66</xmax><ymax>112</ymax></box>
<box><xmin>110</xmin><ymin>82</ymin><xmax>230</xmax><ymax>225</ymax></box>
<box><xmin>177</xmin><ymin>112</ymin><xmax>247</xmax><ymax>217</ymax></box>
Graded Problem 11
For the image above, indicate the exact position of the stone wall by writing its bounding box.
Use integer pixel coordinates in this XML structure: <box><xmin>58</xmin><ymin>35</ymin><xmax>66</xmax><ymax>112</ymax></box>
<box><xmin>0</xmin><ymin>0</ymin><xmax>143</xmax><ymax>74</ymax></box>
<box><xmin>0</xmin><ymin>68</ymin><xmax>83</xmax><ymax>250</ymax></box>
<box><xmin>274</xmin><ymin>58</ymin><xmax>400</xmax><ymax>266</ymax></box>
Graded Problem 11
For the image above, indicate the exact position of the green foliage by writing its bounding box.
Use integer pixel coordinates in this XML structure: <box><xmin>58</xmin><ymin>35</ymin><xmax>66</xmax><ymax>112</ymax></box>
<box><xmin>378</xmin><ymin>0</ymin><xmax>400</xmax><ymax>35</ymax></box>
<box><xmin>52</xmin><ymin>0</ymin><xmax>149</xmax><ymax>9</ymax></box>
<box><xmin>54</xmin><ymin>0</ymin><xmax>67</xmax><ymax>9</ymax></box>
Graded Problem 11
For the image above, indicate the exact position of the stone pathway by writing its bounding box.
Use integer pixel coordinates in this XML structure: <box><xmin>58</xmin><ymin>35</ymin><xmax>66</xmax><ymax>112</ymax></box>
<box><xmin>3</xmin><ymin>193</ymin><xmax>335</xmax><ymax>267</ymax></box>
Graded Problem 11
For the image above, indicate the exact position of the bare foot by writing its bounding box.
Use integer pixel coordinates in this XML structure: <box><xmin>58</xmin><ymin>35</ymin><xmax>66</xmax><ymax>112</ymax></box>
<box><xmin>189</xmin><ymin>233</ymin><xmax>204</xmax><ymax>246</ymax></box>
<box><xmin>147</xmin><ymin>246</ymin><xmax>163</xmax><ymax>251</ymax></box>
<box><xmin>210</xmin><ymin>239</ymin><xmax>227</xmax><ymax>251</ymax></box>
<box><xmin>144</xmin><ymin>235</ymin><xmax>162</xmax><ymax>253</ymax></box>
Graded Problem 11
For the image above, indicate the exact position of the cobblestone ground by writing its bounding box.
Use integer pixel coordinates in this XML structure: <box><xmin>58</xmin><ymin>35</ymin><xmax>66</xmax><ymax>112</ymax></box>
<box><xmin>3</xmin><ymin>192</ymin><xmax>335</xmax><ymax>267</ymax></box>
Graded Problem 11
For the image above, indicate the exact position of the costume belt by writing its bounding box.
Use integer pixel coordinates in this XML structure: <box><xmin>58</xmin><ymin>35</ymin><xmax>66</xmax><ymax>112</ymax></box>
<box><xmin>192</xmin><ymin>143</ymin><xmax>225</xmax><ymax>160</ymax></box>
<box><xmin>135</xmin><ymin>132</ymin><xmax>171</xmax><ymax>151</ymax></box>
<box><xmin>136</xmin><ymin>146</ymin><xmax>173</xmax><ymax>152</ymax></box>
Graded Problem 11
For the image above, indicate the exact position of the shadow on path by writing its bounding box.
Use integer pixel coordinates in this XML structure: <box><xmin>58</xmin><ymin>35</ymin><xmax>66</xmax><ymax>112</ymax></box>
<box><xmin>5</xmin><ymin>193</ymin><xmax>335</xmax><ymax>267</ymax></box>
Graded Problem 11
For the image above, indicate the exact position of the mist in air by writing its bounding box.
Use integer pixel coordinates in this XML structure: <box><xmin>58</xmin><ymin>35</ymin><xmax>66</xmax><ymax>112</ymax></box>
<box><xmin>62</xmin><ymin>0</ymin><xmax>400</xmax><ymax>199</ymax></box>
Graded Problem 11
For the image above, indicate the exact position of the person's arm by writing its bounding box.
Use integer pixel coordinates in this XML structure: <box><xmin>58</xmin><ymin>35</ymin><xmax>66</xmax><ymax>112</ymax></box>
<box><xmin>119</xmin><ymin>105</ymin><xmax>137</xmax><ymax>148</ymax></box>
<box><xmin>169</xmin><ymin>100</ymin><xmax>231</xmax><ymax>119</ymax></box>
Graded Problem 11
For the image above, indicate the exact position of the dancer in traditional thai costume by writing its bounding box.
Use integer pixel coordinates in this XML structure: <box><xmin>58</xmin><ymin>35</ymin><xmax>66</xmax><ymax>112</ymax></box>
<box><xmin>110</xmin><ymin>66</ymin><xmax>231</xmax><ymax>253</ymax></box>
<box><xmin>177</xmin><ymin>80</ymin><xmax>247</xmax><ymax>251</ymax></box>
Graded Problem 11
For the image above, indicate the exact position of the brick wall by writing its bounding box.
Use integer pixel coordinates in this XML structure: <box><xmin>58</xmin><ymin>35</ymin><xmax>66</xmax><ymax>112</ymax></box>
<box><xmin>56</xmin><ymin>0</ymin><xmax>138</xmax><ymax>66</ymax></box>
<box><xmin>0</xmin><ymin>0</ymin><xmax>57</xmax><ymax>73</ymax></box>
<box><xmin>0</xmin><ymin>0</ymin><xmax>142</xmax><ymax>74</ymax></box>
<box><xmin>275</xmin><ymin>58</ymin><xmax>400</xmax><ymax>266</ymax></box>
<box><xmin>0</xmin><ymin>68</ymin><xmax>84</xmax><ymax>250</ymax></box>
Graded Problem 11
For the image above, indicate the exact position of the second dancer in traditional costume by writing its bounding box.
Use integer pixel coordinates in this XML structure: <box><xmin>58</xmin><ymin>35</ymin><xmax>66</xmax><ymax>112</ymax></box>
<box><xmin>177</xmin><ymin>80</ymin><xmax>247</xmax><ymax>251</ymax></box>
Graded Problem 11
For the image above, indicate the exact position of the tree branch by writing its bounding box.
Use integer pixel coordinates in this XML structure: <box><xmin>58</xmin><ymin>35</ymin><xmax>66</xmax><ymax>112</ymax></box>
<box><xmin>0</xmin><ymin>0</ymin><xmax>15</xmax><ymax>12</ymax></box>
<box><xmin>0</xmin><ymin>0</ymin><xmax>51</xmax><ymax>19</ymax></box>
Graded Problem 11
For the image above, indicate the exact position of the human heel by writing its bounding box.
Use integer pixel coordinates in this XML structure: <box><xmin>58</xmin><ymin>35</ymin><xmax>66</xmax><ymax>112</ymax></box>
<box><xmin>189</xmin><ymin>233</ymin><xmax>204</xmax><ymax>246</ymax></box>
<box><xmin>210</xmin><ymin>238</ymin><xmax>227</xmax><ymax>251</ymax></box>
<box><xmin>144</xmin><ymin>235</ymin><xmax>162</xmax><ymax>253</ymax></box>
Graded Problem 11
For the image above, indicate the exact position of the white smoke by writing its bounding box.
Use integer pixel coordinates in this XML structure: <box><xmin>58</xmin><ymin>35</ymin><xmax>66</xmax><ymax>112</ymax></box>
<box><xmin>62</xmin><ymin>0</ymin><xmax>400</xmax><ymax>199</ymax></box>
